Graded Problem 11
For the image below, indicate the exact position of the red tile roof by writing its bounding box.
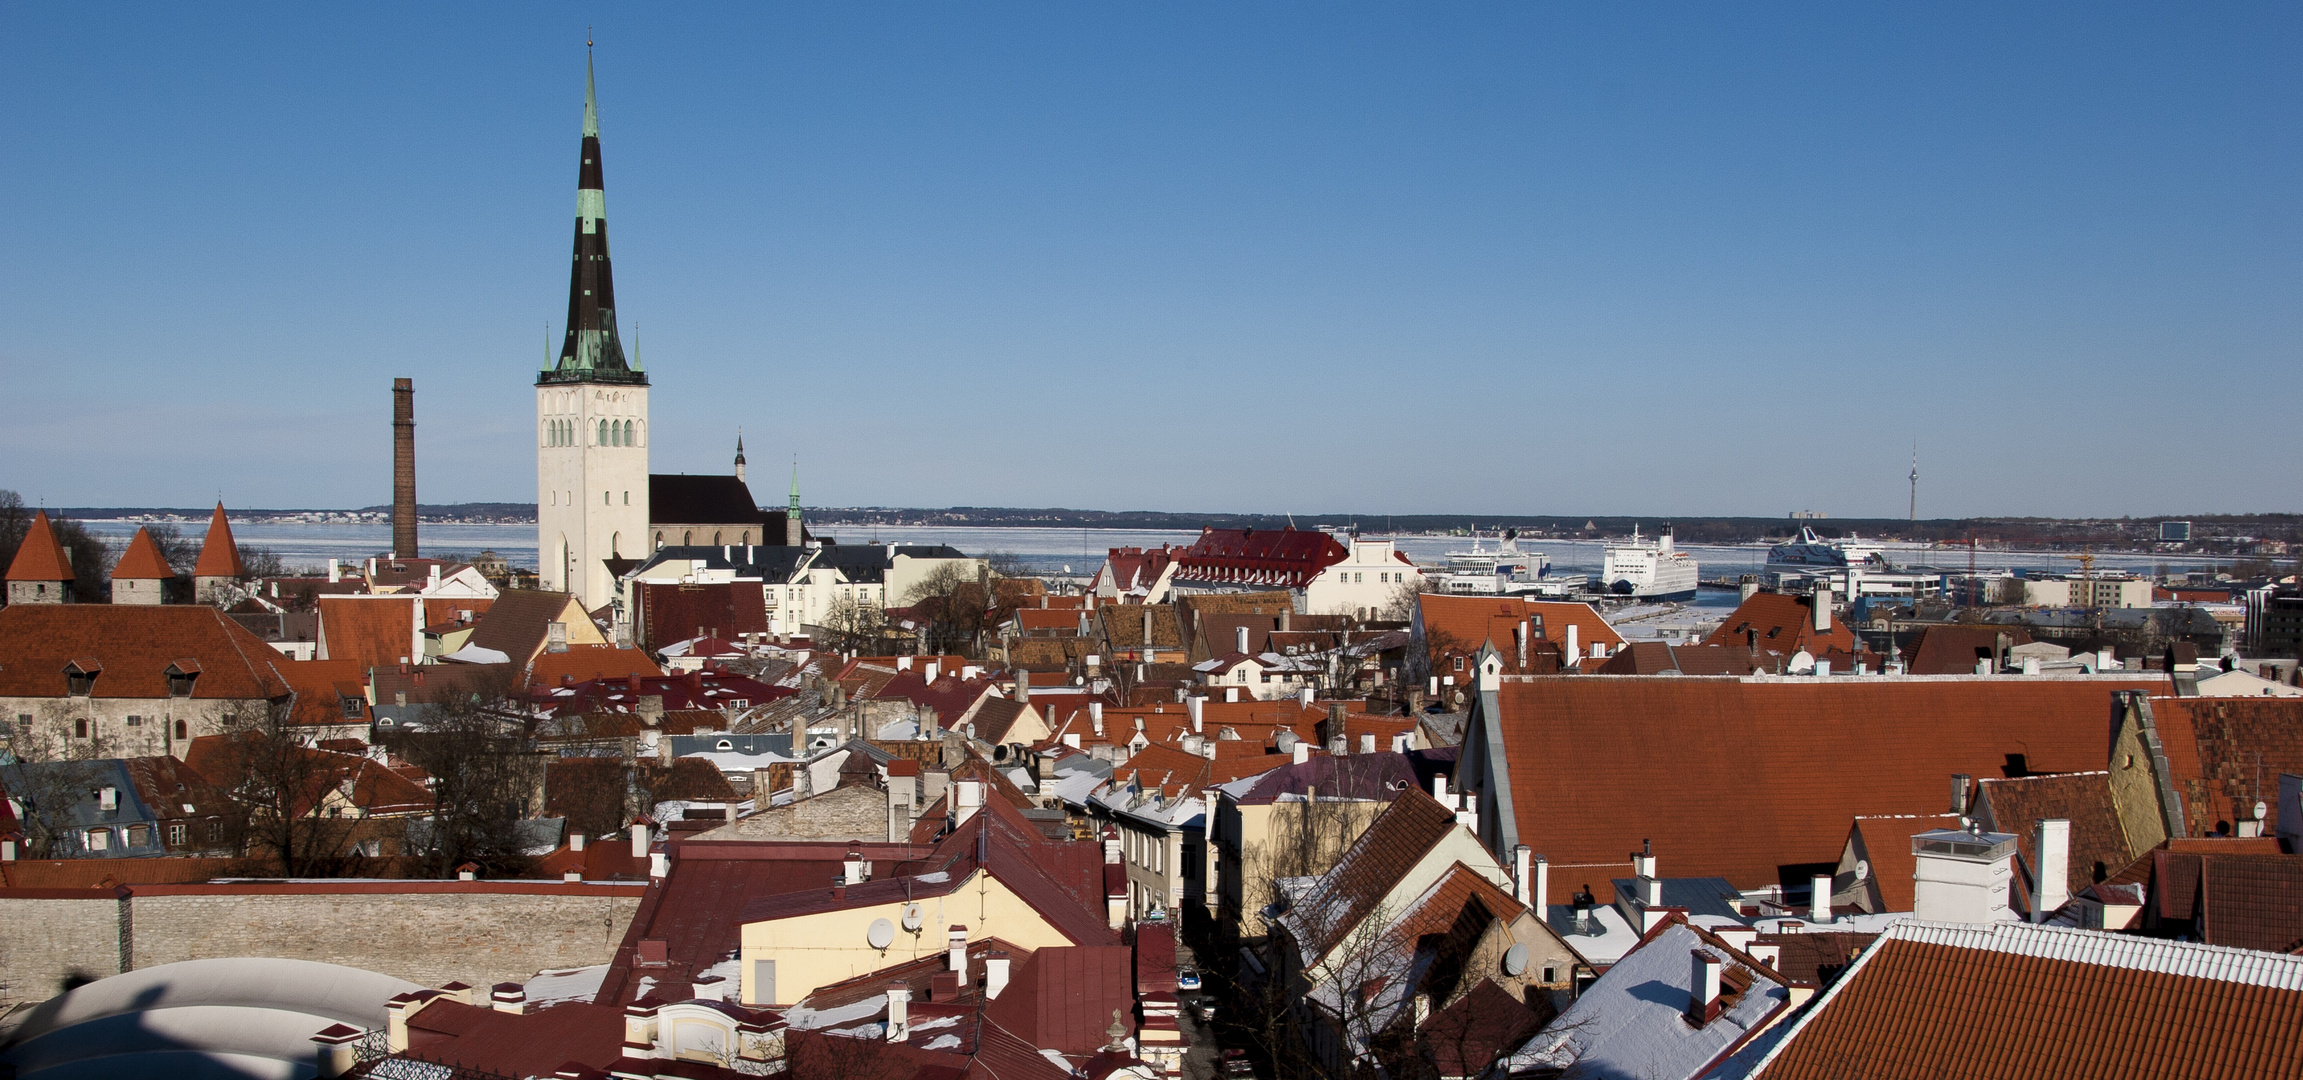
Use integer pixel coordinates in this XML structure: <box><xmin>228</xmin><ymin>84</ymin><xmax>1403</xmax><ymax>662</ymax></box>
<box><xmin>3</xmin><ymin>510</ymin><xmax>73</xmax><ymax>582</ymax></box>
<box><xmin>1417</xmin><ymin>595</ymin><xmax>1626</xmax><ymax>673</ymax></box>
<box><xmin>272</xmin><ymin>658</ymin><xmax>371</xmax><ymax>727</ymax></box>
<box><xmin>2150</xmin><ymin>696</ymin><xmax>2303</xmax><ymax>838</ymax></box>
<box><xmin>1846</xmin><ymin>814</ymin><xmax>1962</xmax><ymax>913</ymax></box>
<box><xmin>530</xmin><ymin>645</ymin><xmax>664</xmax><ymax>687</ymax></box>
<box><xmin>634</xmin><ymin>580</ymin><xmax>769</xmax><ymax>652</ymax></box>
<box><xmin>400</xmin><ymin>999</ymin><xmax>631</xmax><ymax>1076</ymax></box>
<box><xmin>318</xmin><ymin>595</ymin><xmax>419</xmax><ymax>668</ymax></box>
<box><xmin>0</xmin><ymin>604</ymin><xmax>291</xmax><ymax>700</ymax></box>
<box><xmin>596</xmin><ymin>843</ymin><xmax>850</xmax><ymax>1005</ymax></box>
<box><xmin>1746</xmin><ymin>921</ymin><xmax>2303</xmax><ymax>1079</ymax></box>
<box><xmin>1594</xmin><ymin>642</ymin><xmax>1785</xmax><ymax>676</ymax></box>
<box><xmin>1701</xmin><ymin>592</ymin><xmax>1854</xmax><ymax>656</ymax></box>
<box><xmin>1973</xmin><ymin>771</ymin><xmax>2129</xmax><ymax>906</ymax></box>
<box><xmin>2151</xmin><ymin>850</ymin><xmax>2303</xmax><ymax>953</ymax></box>
<box><xmin>1175</xmin><ymin>527</ymin><xmax>1349</xmax><ymax>589</ymax></box>
<box><xmin>110</xmin><ymin>526</ymin><xmax>176</xmax><ymax>581</ymax></box>
<box><xmin>1903</xmin><ymin>624</ymin><xmax>2035</xmax><ymax>676</ymax></box>
<box><xmin>192</xmin><ymin>503</ymin><xmax>245</xmax><ymax>578</ymax></box>
<box><xmin>1287</xmin><ymin>789</ymin><xmax>1462</xmax><ymax>959</ymax></box>
<box><xmin>1484</xmin><ymin>677</ymin><xmax>2162</xmax><ymax>904</ymax></box>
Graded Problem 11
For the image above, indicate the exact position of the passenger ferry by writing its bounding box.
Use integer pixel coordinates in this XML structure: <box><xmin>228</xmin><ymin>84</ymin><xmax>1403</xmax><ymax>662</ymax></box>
<box><xmin>1600</xmin><ymin>525</ymin><xmax>1699</xmax><ymax>601</ymax></box>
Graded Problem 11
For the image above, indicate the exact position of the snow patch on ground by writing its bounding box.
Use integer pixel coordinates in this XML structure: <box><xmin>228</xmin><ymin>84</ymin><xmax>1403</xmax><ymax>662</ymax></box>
<box><xmin>524</xmin><ymin>964</ymin><xmax>609</xmax><ymax>1007</ymax></box>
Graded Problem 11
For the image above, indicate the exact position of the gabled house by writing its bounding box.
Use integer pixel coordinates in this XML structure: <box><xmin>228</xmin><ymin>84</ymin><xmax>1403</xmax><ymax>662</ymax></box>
<box><xmin>0</xmin><ymin>604</ymin><xmax>295</xmax><ymax>759</ymax></box>
<box><xmin>1505</xmin><ymin>913</ymin><xmax>1793</xmax><ymax>1080</ymax></box>
<box><xmin>1454</xmin><ymin>657</ymin><xmax>2164</xmax><ymax>905</ymax></box>
<box><xmin>1091</xmin><ymin>545</ymin><xmax>1183</xmax><ymax>604</ymax></box>
<box><xmin>0</xmin><ymin>755</ymin><xmax>238</xmax><ymax>858</ymax></box>
<box><xmin>315</xmin><ymin>595</ymin><xmax>424</xmax><ymax>670</ymax></box>
<box><xmin>1413</xmin><ymin>594</ymin><xmax>1626</xmax><ymax>679</ymax></box>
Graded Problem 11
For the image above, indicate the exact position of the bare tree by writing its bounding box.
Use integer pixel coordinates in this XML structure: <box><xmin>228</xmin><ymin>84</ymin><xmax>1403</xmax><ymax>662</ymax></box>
<box><xmin>204</xmin><ymin>702</ymin><xmax>371</xmax><ymax>875</ymax></box>
<box><xmin>386</xmin><ymin>672</ymin><xmax>542</xmax><ymax>877</ymax></box>
<box><xmin>815</xmin><ymin>595</ymin><xmax>889</xmax><ymax>655</ymax></box>
<box><xmin>903</xmin><ymin>561</ymin><xmax>983</xmax><ymax>657</ymax></box>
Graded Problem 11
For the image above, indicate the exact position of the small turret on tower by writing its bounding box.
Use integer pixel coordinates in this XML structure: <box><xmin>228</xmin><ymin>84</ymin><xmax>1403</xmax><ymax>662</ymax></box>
<box><xmin>111</xmin><ymin>526</ymin><xmax>176</xmax><ymax>605</ymax></box>
<box><xmin>734</xmin><ymin>432</ymin><xmax>746</xmax><ymax>484</ymax></box>
<box><xmin>193</xmin><ymin>503</ymin><xmax>246</xmax><ymax>605</ymax></box>
<box><xmin>4</xmin><ymin>510</ymin><xmax>75</xmax><ymax>605</ymax></box>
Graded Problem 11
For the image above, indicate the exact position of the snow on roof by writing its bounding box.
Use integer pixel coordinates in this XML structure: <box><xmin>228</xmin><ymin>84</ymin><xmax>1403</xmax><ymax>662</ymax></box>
<box><xmin>1508</xmin><ymin>919</ymin><xmax>1789</xmax><ymax>1078</ymax></box>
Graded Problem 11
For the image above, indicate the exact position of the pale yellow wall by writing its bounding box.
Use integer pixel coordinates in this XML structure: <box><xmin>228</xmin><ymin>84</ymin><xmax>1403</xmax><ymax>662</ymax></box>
<box><xmin>738</xmin><ymin>869</ymin><xmax>1078</xmax><ymax>1006</ymax></box>
<box><xmin>1310</xmin><ymin>827</ymin><xmax>1503</xmax><ymax>980</ymax></box>
<box><xmin>1225</xmin><ymin>799</ymin><xmax>1385</xmax><ymax>934</ymax></box>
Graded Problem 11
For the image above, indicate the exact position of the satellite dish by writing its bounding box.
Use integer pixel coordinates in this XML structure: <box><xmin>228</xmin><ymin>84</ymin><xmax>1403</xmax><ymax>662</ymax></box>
<box><xmin>2255</xmin><ymin>800</ymin><xmax>2269</xmax><ymax>822</ymax></box>
<box><xmin>901</xmin><ymin>903</ymin><xmax>924</xmax><ymax>932</ymax></box>
<box><xmin>866</xmin><ymin>918</ymin><xmax>895</xmax><ymax>950</ymax></box>
<box><xmin>1501</xmin><ymin>943</ymin><xmax>1529</xmax><ymax>977</ymax></box>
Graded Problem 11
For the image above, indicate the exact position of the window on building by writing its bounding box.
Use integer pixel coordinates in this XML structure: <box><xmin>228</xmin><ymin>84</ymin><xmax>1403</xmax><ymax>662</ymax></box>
<box><xmin>126</xmin><ymin>824</ymin><xmax>151</xmax><ymax>847</ymax></box>
<box><xmin>85</xmin><ymin>828</ymin><xmax>110</xmax><ymax>852</ymax></box>
<box><xmin>74</xmin><ymin>718</ymin><xmax>88</xmax><ymax>739</ymax></box>
<box><xmin>341</xmin><ymin>696</ymin><xmax>365</xmax><ymax>718</ymax></box>
<box><xmin>13</xmin><ymin>715</ymin><xmax>28</xmax><ymax>732</ymax></box>
<box><xmin>1453</xmin><ymin>656</ymin><xmax>1466</xmax><ymax>672</ymax></box>
<box><xmin>604</xmin><ymin>491</ymin><xmax>611</xmax><ymax>505</ymax></box>
<box><xmin>168</xmin><ymin>823</ymin><xmax>187</xmax><ymax>847</ymax></box>
<box><xmin>174</xmin><ymin>719</ymin><xmax>188</xmax><ymax>740</ymax></box>
<box><xmin>623</xmin><ymin>491</ymin><xmax>629</xmax><ymax>505</ymax></box>
<box><xmin>125</xmin><ymin>715</ymin><xmax>142</xmax><ymax>727</ymax></box>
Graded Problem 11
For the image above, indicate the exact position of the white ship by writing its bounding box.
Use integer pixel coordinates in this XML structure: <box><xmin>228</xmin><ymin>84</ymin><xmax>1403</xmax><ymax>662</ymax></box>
<box><xmin>1431</xmin><ymin>530</ymin><xmax>1552</xmax><ymax>594</ymax></box>
<box><xmin>1601</xmin><ymin>525</ymin><xmax>1699</xmax><ymax>601</ymax></box>
<box><xmin>1765</xmin><ymin>527</ymin><xmax>1891</xmax><ymax>577</ymax></box>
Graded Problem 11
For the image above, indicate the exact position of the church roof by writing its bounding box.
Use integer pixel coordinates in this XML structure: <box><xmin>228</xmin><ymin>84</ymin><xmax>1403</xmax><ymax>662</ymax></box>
<box><xmin>648</xmin><ymin>474</ymin><xmax>765</xmax><ymax>528</ymax></box>
<box><xmin>4</xmin><ymin>510</ymin><xmax>74</xmax><ymax>582</ymax></box>
<box><xmin>112</xmin><ymin>526</ymin><xmax>176</xmax><ymax>580</ymax></box>
<box><xmin>193</xmin><ymin>503</ymin><xmax>245</xmax><ymax>579</ymax></box>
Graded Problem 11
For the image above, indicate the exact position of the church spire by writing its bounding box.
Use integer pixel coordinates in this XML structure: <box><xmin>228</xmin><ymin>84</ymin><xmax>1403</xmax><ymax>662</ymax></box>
<box><xmin>542</xmin><ymin>47</ymin><xmax>642</xmax><ymax>386</ymax></box>
<box><xmin>733</xmin><ymin>430</ymin><xmax>746</xmax><ymax>483</ymax></box>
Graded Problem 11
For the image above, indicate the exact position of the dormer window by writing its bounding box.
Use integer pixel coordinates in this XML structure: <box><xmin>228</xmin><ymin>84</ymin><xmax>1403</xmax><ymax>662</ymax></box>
<box><xmin>166</xmin><ymin>659</ymin><xmax>201</xmax><ymax>698</ymax></box>
<box><xmin>64</xmin><ymin>658</ymin><xmax>101</xmax><ymax>697</ymax></box>
<box><xmin>341</xmin><ymin>696</ymin><xmax>366</xmax><ymax>719</ymax></box>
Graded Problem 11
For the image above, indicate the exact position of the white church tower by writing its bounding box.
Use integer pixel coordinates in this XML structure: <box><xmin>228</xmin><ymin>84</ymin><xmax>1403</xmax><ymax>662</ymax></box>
<box><xmin>538</xmin><ymin>50</ymin><xmax>649</xmax><ymax>612</ymax></box>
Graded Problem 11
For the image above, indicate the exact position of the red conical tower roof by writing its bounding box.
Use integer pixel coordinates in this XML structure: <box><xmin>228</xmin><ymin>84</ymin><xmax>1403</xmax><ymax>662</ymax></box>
<box><xmin>112</xmin><ymin>526</ymin><xmax>176</xmax><ymax>580</ymax></box>
<box><xmin>4</xmin><ymin>510</ymin><xmax>74</xmax><ymax>583</ymax></box>
<box><xmin>193</xmin><ymin>503</ymin><xmax>246</xmax><ymax>579</ymax></box>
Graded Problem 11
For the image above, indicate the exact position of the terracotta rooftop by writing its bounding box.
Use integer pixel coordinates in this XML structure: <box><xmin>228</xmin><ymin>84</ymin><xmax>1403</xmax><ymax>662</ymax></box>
<box><xmin>1482</xmin><ymin>676</ymin><xmax>2162</xmax><ymax>904</ymax></box>
<box><xmin>317</xmin><ymin>595</ymin><xmax>418</xmax><ymax>668</ymax></box>
<box><xmin>1741</xmin><ymin>920</ymin><xmax>2303</xmax><ymax>1079</ymax></box>
<box><xmin>1416</xmin><ymin>595</ymin><xmax>1626</xmax><ymax>673</ymax></box>
<box><xmin>529</xmin><ymin>645</ymin><xmax>663</xmax><ymax>688</ymax></box>
<box><xmin>1284</xmin><ymin>788</ymin><xmax>1463</xmax><ymax>961</ymax></box>
<box><xmin>3</xmin><ymin>510</ymin><xmax>73</xmax><ymax>582</ymax></box>
<box><xmin>400</xmin><ymin>998</ymin><xmax>631</xmax><ymax>1076</ymax></box>
<box><xmin>110</xmin><ymin>526</ymin><xmax>176</xmax><ymax>581</ymax></box>
<box><xmin>1974</xmin><ymin>771</ymin><xmax>2129</xmax><ymax>907</ymax></box>
<box><xmin>1702</xmin><ymin>592</ymin><xmax>1855</xmax><ymax>657</ymax></box>
<box><xmin>192</xmin><ymin>503</ymin><xmax>245</xmax><ymax>579</ymax></box>
<box><xmin>2151</xmin><ymin>849</ymin><xmax>2303</xmax><ymax>954</ymax></box>
<box><xmin>1903</xmin><ymin>624</ymin><xmax>2036</xmax><ymax>676</ymax></box>
<box><xmin>1175</xmin><ymin>527</ymin><xmax>1349</xmax><ymax>589</ymax></box>
<box><xmin>0</xmin><ymin>604</ymin><xmax>291</xmax><ymax>700</ymax></box>
<box><xmin>2149</xmin><ymin>696</ymin><xmax>2303</xmax><ymax>837</ymax></box>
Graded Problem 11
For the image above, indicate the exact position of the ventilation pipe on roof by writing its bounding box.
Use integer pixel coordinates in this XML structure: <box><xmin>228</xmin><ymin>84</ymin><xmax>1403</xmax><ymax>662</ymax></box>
<box><xmin>924</xmin><ymin>661</ymin><xmax>940</xmax><ymax>685</ymax></box>
<box><xmin>1236</xmin><ymin>626</ymin><xmax>1250</xmax><ymax>655</ymax></box>
<box><xmin>1187</xmin><ymin>696</ymin><xmax>1203</xmax><ymax>733</ymax></box>
<box><xmin>2034</xmin><ymin>818</ymin><xmax>2071</xmax><ymax>920</ymax></box>
<box><xmin>1512</xmin><ymin>845</ymin><xmax>1533</xmax><ymax>905</ymax></box>
<box><xmin>1813</xmin><ymin>585</ymin><xmax>1833</xmax><ymax>634</ymax></box>
<box><xmin>1515</xmin><ymin>622</ymin><xmax>1528</xmax><ymax>671</ymax></box>
<box><xmin>985</xmin><ymin>951</ymin><xmax>1011</xmax><ymax>1000</ymax></box>
<box><xmin>570</xmin><ymin>832</ymin><xmax>586</xmax><ymax>852</ymax></box>
<box><xmin>1300</xmin><ymin>686</ymin><xmax>1315</xmax><ymax>708</ymax></box>
<box><xmin>885</xmin><ymin>984</ymin><xmax>911</xmax><ymax>1042</ymax></box>
<box><xmin>1359</xmin><ymin>733</ymin><xmax>1375</xmax><ymax>754</ymax></box>
<box><xmin>1566</xmin><ymin>624</ymin><xmax>1579</xmax><ymax>665</ymax></box>
<box><xmin>630</xmin><ymin>818</ymin><xmax>651</xmax><ymax>860</ymax></box>
<box><xmin>1090</xmin><ymin>702</ymin><xmax>1104</xmax><ymax>737</ymax></box>
<box><xmin>1811</xmin><ymin>873</ymin><xmax>1833</xmax><ymax>922</ymax></box>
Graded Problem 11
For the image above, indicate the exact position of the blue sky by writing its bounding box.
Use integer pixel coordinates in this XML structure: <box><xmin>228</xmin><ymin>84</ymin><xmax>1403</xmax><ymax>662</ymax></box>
<box><xmin>3</xmin><ymin>4</ymin><xmax>2296</xmax><ymax>518</ymax></box>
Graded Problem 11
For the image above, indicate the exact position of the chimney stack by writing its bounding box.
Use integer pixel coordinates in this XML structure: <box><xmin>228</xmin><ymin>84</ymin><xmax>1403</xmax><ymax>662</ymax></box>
<box><xmin>2033</xmin><ymin>818</ymin><xmax>2071</xmax><ymax>919</ymax></box>
<box><xmin>1950</xmin><ymin>774</ymin><xmax>1971</xmax><ymax>817</ymax></box>
<box><xmin>1811</xmin><ymin>873</ymin><xmax>1833</xmax><ymax>922</ymax></box>
<box><xmin>1236</xmin><ymin>625</ymin><xmax>1250</xmax><ymax>655</ymax></box>
<box><xmin>1813</xmin><ymin>585</ymin><xmax>1832</xmax><ymax>634</ymax></box>
<box><xmin>1689</xmin><ymin>951</ymin><xmax>1724</xmax><ymax>1025</ymax></box>
<box><xmin>1512</xmin><ymin>845</ymin><xmax>1532</xmax><ymax>904</ymax></box>
<box><xmin>392</xmin><ymin>378</ymin><xmax>418</xmax><ymax>559</ymax></box>
<box><xmin>885</xmin><ymin>984</ymin><xmax>911</xmax><ymax>1042</ymax></box>
<box><xmin>985</xmin><ymin>951</ymin><xmax>1012</xmax><ymax>999</ymax></box>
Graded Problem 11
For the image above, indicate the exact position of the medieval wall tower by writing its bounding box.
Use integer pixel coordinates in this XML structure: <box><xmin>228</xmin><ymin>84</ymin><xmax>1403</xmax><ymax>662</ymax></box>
<box><xmin>538</xmin><ymin>51</ymin><xmax>649</xmax><ymax>610</ymax></box>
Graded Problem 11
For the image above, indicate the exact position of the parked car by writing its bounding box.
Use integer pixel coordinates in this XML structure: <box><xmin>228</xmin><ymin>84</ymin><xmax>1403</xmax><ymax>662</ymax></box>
<box><xmin>1176</xmin><ymin>965</ymin><xmax>1201</xmax><ymax>992</ymax></box>
<box><xmin>1193</xmin><ymin>999</ymin><xmax>1218</xmax><ymax>1023</ymax></box>
<box><xmin>1222</xmin><ymin>1049</ymin><xmax>1255</xmax><ymax>1078</ymax></box>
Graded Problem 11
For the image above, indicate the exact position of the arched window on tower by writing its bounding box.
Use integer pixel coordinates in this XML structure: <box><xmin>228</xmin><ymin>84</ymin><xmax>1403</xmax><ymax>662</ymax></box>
<box><xmin>598</xmin><ymin>420</ymin><xmax>609</xmax><ymax>445</ymax></box>
<box><xmin>623</xmin><ymin>420</ymin><xmax>634</xmax><ymax>446</ymax></box>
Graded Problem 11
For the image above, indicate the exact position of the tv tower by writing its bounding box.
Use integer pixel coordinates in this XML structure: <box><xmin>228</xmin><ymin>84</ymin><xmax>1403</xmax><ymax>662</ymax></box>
<box><xmin>1908</xmin><ymin>443</ymin><xmax>1919</xmax><ymax>521</ymax></box>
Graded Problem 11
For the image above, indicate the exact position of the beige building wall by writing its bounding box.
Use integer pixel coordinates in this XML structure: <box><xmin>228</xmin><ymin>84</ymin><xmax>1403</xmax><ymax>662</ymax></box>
<box><xmin>1218</xmin><ymin>798</ymin><xmax>1387</xmax><ymax>935</ymax></box>
<box><xmin>538</xmin><ymin>382</ymin><xmax>650</xmax><ymax>609</ymax></box>
<box><xmin>738</xmin><ymin>869</ymin><xmax>1077</xmax><ymax>1007</ymax></box>
<box><xmin>0</xmin><ymin>695</ymin><xmax>253</xmax><ymax>761</ymax></box>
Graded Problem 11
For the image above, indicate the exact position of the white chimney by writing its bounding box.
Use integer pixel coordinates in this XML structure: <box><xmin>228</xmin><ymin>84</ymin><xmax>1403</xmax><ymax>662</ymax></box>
<box><xmin>1235</xmin><ymin>626</ymin><xmax>1250</xmax><ymax>655</ymax></box>
<box><xmin>1566</xmin><ymin>623</ymin><xmax>1579</xmax><ymax>664</ymax></box>
<box><xmin>1187</xmin><ymin>696</ymin><xmax>1204</xmax><ymax>732</ymax></box>
<box><xmin>1359</xmin><ymin>733</ymin><xmax>1376</xmax><ymax>754</ymax></box>
<box><xmin>955</xmin><ymin>780</ymin><xmax>985</xmax><ymax>826</ymax></box>
<box><xmin>1225</xmin><ymin>687</ymin><xmax>1239</xmax><ymax>703</ymax></box>
<box><xmin>1291</xmin><ymin>741</ymin><xmax>1310</xmax><ymax>765</ymax></box>
<box><xmin>2034</xmin><ymin>818</ymin><xmax>2071</xmax><ymax>920</ymax></box>
<box><xmin>1299</xmin><ymin>686</ymin><xmax>1314</xmax><ymax>708</ymax></box>
<box><xmin>1643</xmin><ymin>877</ymin><xmax>1663</xmax><ymax>907</ymax></box>
<box><xmin>1632</xmin><ymin>848</ymin><xmax>1656</xmax><ymax>880</ymax></box>
<box><xmin>1432</xmin><ymin>774</ymin><xmax>1450</xmax><ymax>807</ymax></box>
<box><xmin>948</xmin><ymin>925</ymin><xmax>969</xmax><ymax>974</ymax></box>
<box><xmin>492</xmin><ymin>984</ymin><xmax>527</xmax><ymax>1015</ymax></box>
<box><xmin>630</xmin><ymin>819</ymin><xmax>651</xmax><ymax>859</ymax></box>
<box><xmin>1690</xmin><ymin>950</ymin><xmax>1723</xmax><ymax>1025</ymax></box>
<box><xmin>898</xmin><ymin>656</ymin><xmax>913</xmax><ymax>671</ymax></box>
<box><xmin>1515</xmin><ymin>622</ymin><xmax>1528</xmax><ymax>670</ymax></box>
<box><xmin>1811</xmin><ymin>873</ymin><xmax>1833</xmax><ymax>922</ymax></box>
<box><xmin>2022</xmin><ymin>656</ymin><xmax>2041</xmax><ymax>676</ymax></box>
<box><xmin>924</xmin><ymin>661</ymin><xmax>940</xmax><ymax>684</ymax></box>
<box><xmin>1090</xmin><ymin>701</ymin><xmax>1104</xmax><ymax>735</ymax></box>
<box><xmin>885</xmin><ymin>984</ymin><xmax>911</xmax><ymax>1042</ymax></box>
<box><xmin>1512</xmin><ymin>845</ymin><xmax>1532</xmax><ymax>905</ymax></box>
<box><xmin>1532</xmin><ymin>853</ymin><xmax>1549</xmax><ymax>910</ymax></box>
<box><xmin>1813</xmin><ymin>586</ymin><xmax>1832</xmax><ymax>634</ymax></box>
<box><xmin>570</xmin><ymin>832</ymin><xmax>586</xmax><ymax>852</ymax></box>
<box><xmin>327</xmin><ymin>558</ymin><xmax>340</xmax><ymax>583</ymax></box>
<box><xmin>985</xmin><ymin>952</ymin><xmax>1012</xmax><ymax>1000</ymax></box>
<box><xmin>1814</xmin><ymin>659</ymin><xmax>1830</xmax><ymax>678</ymax></box>
<box><xmin>962</xmin><ymin>665</ymin><xmax>980</xmax><ymax>681</ymax></box>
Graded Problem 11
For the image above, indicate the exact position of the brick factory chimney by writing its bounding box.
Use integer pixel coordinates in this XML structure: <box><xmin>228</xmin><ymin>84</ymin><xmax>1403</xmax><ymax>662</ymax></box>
<box><xmin>393</xmin><ymin>377</ymin><xmax>418</xmax><ymax>558</ymax></box>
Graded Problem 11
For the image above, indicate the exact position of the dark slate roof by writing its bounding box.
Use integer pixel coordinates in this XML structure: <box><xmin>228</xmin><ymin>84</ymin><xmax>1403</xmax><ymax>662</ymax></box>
<box><xmin>647</xmin><ymin>474</ymin><xmax>767</xmax><ymax>526</ymax></box>
<box><xmin>1608</xmin><ymin>875</ymin><xmax>1749</xmax><ymax>923</ymax></box>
